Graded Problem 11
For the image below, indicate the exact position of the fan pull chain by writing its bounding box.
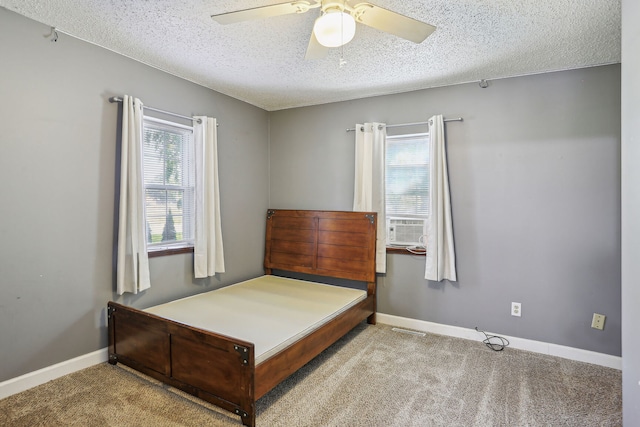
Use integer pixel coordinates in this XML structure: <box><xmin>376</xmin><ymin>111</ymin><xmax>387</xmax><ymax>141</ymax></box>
<box><xmin>339</xmin><ymin>1</ymin><xmax>347</xmax><ymax>68</ymax></box>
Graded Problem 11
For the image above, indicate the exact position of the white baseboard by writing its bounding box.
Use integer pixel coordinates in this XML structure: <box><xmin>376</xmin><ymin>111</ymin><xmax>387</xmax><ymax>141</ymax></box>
<box><xmin>0</xmin><ymin>348</ymin><xmax>108</xmax><ymax>400</ymax></box>
<box><xmin>377</xmin><ymin>313</ymin><xmax>622</xmax><ymax>370</ymax></box>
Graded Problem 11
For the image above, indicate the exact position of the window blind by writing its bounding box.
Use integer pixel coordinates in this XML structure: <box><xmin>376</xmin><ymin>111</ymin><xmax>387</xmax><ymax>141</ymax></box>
<box><xmin>385</xmin><ymin>133</ymin><xmax>430</xmax><ymax>218</ymax></box>
<box><xmin>143</xmin><ymin>117</ymin><xmax>195</xmax><ymax>247</ymax></box>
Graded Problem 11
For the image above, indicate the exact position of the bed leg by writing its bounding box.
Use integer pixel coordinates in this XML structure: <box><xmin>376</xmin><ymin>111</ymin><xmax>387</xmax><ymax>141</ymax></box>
<box><xmin>241</xmin><ymin>410</ymin><xmax>255</xmax><ymax>427</ymax></box>
<box><xmin>366</xmin><ymin>281</ymin><xmax>377</xmax><ymax>325</ymax></box>
<box><xmin>367</xmin><ymin>313</ymin><xmax>376</xmax><ymax>325</ymax></box>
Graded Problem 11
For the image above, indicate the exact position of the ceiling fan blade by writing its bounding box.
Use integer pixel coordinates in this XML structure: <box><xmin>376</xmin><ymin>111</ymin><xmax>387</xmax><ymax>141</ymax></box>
<box><xmin>212</xmin><ymin>1</ymin><xmax>317</xmax><ymax>25</ymax></box>
<box><xmin>305</xmin><ymin>32</ymin><xmax>329</xmax><ymax>60</ymax></box>
<box><xmin>350</xmin><ymin>2</ymin><xmax>436</xmax><ymax>43</ymax></box>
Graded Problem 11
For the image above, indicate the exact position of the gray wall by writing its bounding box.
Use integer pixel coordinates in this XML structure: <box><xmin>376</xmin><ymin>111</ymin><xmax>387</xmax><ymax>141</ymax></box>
<box><xmin>269</xmin><ymin>64</ymin><xmax>621</xmax><ymax>356</ymax></box>
<box><xmin>0</xmin><ymin>9</ymin><xmax>270</xmax><ymax>382</ymax></box>
<box><xmin>621</xmin><ymin>0</ymin><xmax>640</xmax><ymax>423</ymax></box>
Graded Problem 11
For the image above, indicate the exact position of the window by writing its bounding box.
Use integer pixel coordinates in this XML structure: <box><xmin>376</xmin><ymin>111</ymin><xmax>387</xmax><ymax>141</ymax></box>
<box><xmin>385</xmin><ymin>133</ymin><xmax>429</xmax><ymax>247</ymax></box>
<box><xmin>142</xmin><ymin>116</ymin><xmax>195</xmax><ymax>252</ymax></box>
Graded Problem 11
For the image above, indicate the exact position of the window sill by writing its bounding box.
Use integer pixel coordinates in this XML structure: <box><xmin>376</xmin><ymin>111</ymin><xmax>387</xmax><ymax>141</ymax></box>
<box><xmin>148</xmin><ymin>246</ymin><xmax>194</xmax><ymax>258</ymax></box>
<box><xmin>386</xmin><ymin>246</ymin><xmax>426</xmax><ymax>256</ymax></box>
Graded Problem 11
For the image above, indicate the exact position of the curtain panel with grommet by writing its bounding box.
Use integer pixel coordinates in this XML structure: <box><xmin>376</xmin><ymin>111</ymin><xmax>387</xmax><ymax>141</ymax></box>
<box><xmin>193</xmin><ymin>116</ymin><xmax>225</xmax><ymax>278</ymax></box>
<box><xmin>116</xmin><ymin>95</ymin><xmax>151</xmax><ymax>295</ymax></box>
<box><xmin>425</xmin><ymin>114</ymin><xmax>457</xmax><ymax>282</ymax></box>
<box><xmin>353</xmin><ymin>122</ymin><xmax>387</xmax><ymax>273</ymax></box>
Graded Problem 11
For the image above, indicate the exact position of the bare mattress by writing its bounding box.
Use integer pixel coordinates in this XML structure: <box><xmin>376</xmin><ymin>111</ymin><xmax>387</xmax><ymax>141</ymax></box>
<box><xmin>144</xmin><ymin>275</ymin><xmax>366</xmax><ymax>365</ymax></box>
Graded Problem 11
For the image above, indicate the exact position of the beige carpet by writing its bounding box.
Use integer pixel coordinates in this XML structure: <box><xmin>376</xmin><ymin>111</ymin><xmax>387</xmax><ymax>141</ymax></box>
<box><xmin>0</xmin><ymin>323</ymin><xmax>621</xmax><ymax>426</ymax></box>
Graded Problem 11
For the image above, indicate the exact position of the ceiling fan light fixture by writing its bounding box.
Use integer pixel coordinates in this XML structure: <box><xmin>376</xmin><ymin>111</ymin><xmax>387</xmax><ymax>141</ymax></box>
<box><xmin>313</xmin><ymin>11</ymin><xmax>356</xmax><ymax>48</ymax></box>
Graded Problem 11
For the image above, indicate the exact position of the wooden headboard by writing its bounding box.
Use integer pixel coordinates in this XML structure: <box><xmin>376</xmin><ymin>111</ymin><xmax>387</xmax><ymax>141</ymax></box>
<box><xmin>264</xmin><ymin>209</ymin><xmax>377</xmax><ymax>283</ymax></box>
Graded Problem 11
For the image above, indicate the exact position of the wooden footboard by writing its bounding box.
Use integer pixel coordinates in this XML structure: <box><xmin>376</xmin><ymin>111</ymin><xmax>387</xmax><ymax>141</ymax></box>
<box><xmin>107</xmin><ymin>301</ymin><xmax>257</xmax><ymax>426</ymax></box>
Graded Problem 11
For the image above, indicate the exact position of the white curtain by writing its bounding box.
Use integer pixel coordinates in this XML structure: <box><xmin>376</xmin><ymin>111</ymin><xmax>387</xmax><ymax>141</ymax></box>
<box><xmin>193</xmin><ymin>116</ymin><xmax>225</xmax><ymax>278</ymax></box>
<box><xmin>425</xmin><ymin>115</ymin><xmax>457</xmax><ymax>281</ymax></box>
<box><xmin>116</xmin><ymin>95</ymin><xmax>151</xmax><ymax>295</ymax></box>
<box><xmin>353</xmin><ymin>122</ymin><xmax>387</xmax><ymax>273</ymax></box>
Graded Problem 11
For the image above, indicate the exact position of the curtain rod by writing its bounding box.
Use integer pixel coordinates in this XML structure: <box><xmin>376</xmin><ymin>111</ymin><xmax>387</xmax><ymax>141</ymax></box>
<box><xmin>109</xmin><ymin>96</ymin><xmax>203</xmax><ymax>124</ymax></box>
<box><xmin>346</xmin><ymin>118</ymin><xmax>463</xmax><ymax>132</ymax></box>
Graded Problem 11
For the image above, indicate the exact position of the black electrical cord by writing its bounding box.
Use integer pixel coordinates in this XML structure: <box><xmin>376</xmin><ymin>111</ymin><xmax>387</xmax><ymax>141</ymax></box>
<box><xmin>475</xmin><ymin>327</ymin><xmax>510</xmax><ymax>351</ymax></box>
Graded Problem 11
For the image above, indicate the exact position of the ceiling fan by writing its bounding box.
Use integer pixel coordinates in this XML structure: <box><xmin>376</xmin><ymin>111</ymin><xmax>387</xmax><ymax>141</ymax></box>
<box><xmin>211</xmin><ymin>1</ymin><xmax>436</xmax><ymax>60</ymax></box>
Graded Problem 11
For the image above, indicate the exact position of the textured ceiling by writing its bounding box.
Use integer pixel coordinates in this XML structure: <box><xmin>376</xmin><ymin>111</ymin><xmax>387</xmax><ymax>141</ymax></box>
<box><xmin>0</xmin><ymin>0</ymin><xmax>621</xmax><ymax>111</ymax></box>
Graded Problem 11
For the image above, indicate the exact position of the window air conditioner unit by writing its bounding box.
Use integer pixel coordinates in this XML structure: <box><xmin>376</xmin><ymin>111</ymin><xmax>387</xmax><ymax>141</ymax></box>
<box><xmin>387</xmin><ymin>218</ymin><xmax>427</xmax><ymax>245</ymax></box>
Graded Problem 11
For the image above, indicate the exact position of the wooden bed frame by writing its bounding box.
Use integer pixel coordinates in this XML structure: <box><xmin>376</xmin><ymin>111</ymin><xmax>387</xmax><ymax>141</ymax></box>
<box><xmin>107</xmin><ymin>209</ymin><xmax>377</xmax><ymax>426</ymax></box>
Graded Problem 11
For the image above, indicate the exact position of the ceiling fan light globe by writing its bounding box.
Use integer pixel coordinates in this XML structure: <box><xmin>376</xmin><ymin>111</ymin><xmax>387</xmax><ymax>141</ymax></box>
<box><xmin>313</xmin><ymin>12</ymin><xmax>356</xmax><ymax>47</ymax></box>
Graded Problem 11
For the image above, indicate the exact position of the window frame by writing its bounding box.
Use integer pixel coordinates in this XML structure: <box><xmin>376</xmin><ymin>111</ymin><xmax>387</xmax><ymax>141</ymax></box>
<box><xmin>384</xmin><ymin>131</ymin><xmax>430</xmax><ymax>255</ymax></box>
<box><xmin>142</xmin><ymin>115</ymin><xmax>196</xmax><ymax>256</ymax></box>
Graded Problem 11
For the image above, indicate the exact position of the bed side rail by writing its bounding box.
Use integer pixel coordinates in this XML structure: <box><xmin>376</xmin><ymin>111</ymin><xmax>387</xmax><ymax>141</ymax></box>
<box><xmin>254</xmin><ymin>294</ymin><xmax>374</xmax><ymax>399</ymax></box>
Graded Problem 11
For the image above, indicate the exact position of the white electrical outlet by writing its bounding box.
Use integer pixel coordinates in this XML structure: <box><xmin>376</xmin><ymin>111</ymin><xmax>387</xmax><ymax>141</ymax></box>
<box><xmin>511</xmin><ymin>302</ymin><xmax>521</xmax><ymax>317</ymax></box>
<box><xmin>591</xmin><ymin>313</ymin><xmax>606</xmax><ymax>330</ymax></box>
